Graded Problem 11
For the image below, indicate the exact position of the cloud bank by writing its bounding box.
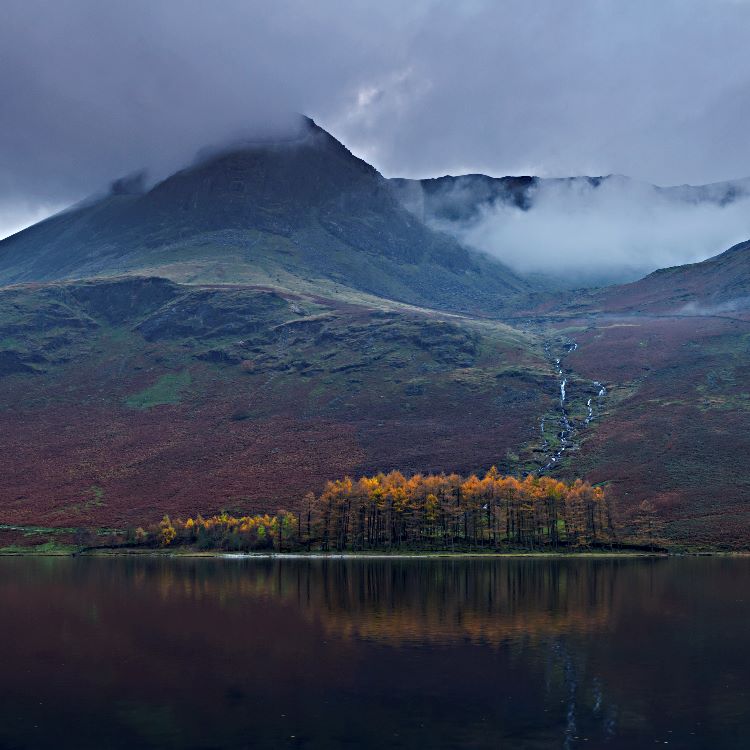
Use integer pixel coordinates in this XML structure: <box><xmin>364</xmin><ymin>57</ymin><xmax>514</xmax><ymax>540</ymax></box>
<box><xmin>437</xmin><ymin>178</ymin><xmax>750</xmax><ymax>283</ymax></box>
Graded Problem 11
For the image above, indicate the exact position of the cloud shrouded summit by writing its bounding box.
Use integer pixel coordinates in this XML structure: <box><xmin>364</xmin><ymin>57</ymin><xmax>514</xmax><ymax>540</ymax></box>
<box><xmin>2</xmin><ymin>0</ymin><xmax>750</xmax><ymax>269</ymax></box>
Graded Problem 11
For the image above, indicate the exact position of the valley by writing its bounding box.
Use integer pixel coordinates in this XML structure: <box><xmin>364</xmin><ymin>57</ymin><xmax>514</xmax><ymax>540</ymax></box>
<box><xmin>0</xmin><ymin>277</ymin><xmax>554</xmax><ymax>534</ymax></box>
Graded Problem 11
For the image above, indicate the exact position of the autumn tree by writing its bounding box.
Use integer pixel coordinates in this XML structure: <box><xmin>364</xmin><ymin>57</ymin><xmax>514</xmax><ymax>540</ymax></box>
<box><xmin>159</xmin><ymin>515</ymin><xmax>176</xmax><ymax>547</ymax></box>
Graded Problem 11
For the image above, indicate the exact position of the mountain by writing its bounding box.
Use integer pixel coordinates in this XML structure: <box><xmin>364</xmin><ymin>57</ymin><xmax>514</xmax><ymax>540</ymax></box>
<box><xmin>0</xmin><ymin>117</ymin><xmax>529</xmax><ymax>315</ymax></box>
<box><xmin>0</xmin><ymin>118</ymin><xmax>551</xmax><ymax>539</ymax></box>
<box><xmin>2</xmin><ymin>118</ymin><xmax>750</xmax><ymax>551</ymax></box>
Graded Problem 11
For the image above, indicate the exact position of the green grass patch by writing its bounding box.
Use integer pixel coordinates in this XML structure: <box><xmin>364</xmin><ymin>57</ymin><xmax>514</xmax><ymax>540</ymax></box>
<box><xmin>125</xmin><ymin>371</ymin><xmax>192</xmax><ymax>409</ymax></box>
<box><xmin>0</xmin><ymin>524</ymin><xmax>77</xmax><ymax>534</ymax></box>
<box><xmin>0</xmin><ymin>541</ymin><xmax>77</xmax><ymax>555</ymax></box>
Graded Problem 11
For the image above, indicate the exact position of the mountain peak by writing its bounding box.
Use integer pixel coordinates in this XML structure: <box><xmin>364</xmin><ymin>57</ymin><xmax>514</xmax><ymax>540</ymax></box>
<box><xmin>0</xmin><ymin>118</ymin><xmax>527</xmax><ymax>313</ymax></box>
<box><xmin>186</xmin><ymin>113</ymin><xmax>375</xmax><ymax>175</ymax></box>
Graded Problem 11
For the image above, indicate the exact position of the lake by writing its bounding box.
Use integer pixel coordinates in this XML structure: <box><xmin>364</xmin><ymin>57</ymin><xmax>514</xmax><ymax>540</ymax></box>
<box><xmin>0</xmin><ymin>556</ymin><xmax>747</xmax><ymax>749</ymax></box>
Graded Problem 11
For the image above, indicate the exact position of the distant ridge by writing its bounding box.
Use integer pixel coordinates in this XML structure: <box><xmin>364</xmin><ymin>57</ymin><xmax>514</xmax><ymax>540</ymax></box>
<box><xmin>390</xmin><ymin>173</ymin><xmax>750</xmax><ymax>224</ymax></box>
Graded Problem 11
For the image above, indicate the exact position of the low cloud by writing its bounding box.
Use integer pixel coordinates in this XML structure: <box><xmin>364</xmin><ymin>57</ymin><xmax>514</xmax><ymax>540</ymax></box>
<box><xmin>429</xmin><ymin>177</ymin><xmax>750</xmax><ymax>284</ymax></box>
<box><xmin>679</xmin><ymin>298</ymin><xmax>750</xmax><ymax>316</ymax></box>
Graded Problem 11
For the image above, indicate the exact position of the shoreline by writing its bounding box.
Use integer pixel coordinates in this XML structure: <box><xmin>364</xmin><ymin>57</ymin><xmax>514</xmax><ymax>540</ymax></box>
<box><xmin>2</xmin><ymin>548</ymin><xmax>747</xmax><ymax>559</ymax></box>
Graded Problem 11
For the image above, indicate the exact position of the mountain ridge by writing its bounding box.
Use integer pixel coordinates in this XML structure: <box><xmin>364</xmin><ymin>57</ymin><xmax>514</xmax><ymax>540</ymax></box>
<box><xmin>390</xmin><ymin>172</ymin><xmax>750</xmax><ymax>224</ymax></box>
<box><xmin>391</xmin><ymin>172</ymin><xmax>750</xmax><ymax>288</ymax></box>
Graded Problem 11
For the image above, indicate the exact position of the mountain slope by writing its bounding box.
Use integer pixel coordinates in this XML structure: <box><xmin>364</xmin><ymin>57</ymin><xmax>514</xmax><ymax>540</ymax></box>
<box><xmin>555</xmin><ymin>312</ymin><xmax>750</xmax><ymax>548</ymax></box>
<box><xmin>523</xmin><ymin>236</ymin><xmax>750</xmax><ymax>548</ymax></box>
<box><xmin>0</xmin><ymin>276</ymin><xmax>551</xmax><ymax>528</ymax></box>
<box><xmin>0</xmin><ymin>118</ymin><xmax>528</xmax><ymax>315</ymax></box>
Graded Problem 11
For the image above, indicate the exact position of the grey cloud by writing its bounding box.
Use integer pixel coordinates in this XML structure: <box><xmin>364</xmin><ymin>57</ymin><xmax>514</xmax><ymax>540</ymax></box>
<box><xmin>0</xmin><ymin>0</ymin><xmax>406</xmax><ymax>214</ymax></box>
<box><xmin>2</xmin><ymin>0</ymin><xmax>750</xmax><ymax>261</ymax></box>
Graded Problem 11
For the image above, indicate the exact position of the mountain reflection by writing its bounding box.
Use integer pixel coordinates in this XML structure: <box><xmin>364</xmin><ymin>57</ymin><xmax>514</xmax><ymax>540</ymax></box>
<box><xmin>1</xmin><ymin>557</ymin><xmax>747</xmax><ymax>750</ymax></box>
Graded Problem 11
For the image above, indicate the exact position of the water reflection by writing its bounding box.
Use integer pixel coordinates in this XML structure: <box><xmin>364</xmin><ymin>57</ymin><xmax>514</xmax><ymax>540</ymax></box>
<box><xmin>0</xmin><ymin>556</ymin><xmax>747</xmax><ymax>749</ymax></box>
<box><xmin>239</xmin><ymin>558</ymin><xmax>616</xmax><ymax>645</ymax></box>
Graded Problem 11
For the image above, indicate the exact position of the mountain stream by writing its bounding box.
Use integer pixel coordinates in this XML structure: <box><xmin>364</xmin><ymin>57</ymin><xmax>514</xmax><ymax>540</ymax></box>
<box><xmin>540</xmin><ymin>340</ymin><xmax>606</xmax><ymax>473</ymax></box>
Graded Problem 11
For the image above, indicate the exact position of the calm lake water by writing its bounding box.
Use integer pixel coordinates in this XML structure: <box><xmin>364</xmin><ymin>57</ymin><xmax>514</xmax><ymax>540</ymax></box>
<box><xmin>0</xmin><ymin>556</ymin><xmax>747</xmax><ymax>749</ymax></box>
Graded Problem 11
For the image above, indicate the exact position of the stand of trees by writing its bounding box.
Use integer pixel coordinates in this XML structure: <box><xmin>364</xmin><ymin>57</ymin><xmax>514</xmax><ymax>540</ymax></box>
<box><xmin>136</xmin><ymin>469</ymin><xmax>619</xmax><ymax>552</ymax></box>
<box><xmin>306</xmin><ymin>469</ymin><xmax>614</xmax><ymax>550</ymax></box>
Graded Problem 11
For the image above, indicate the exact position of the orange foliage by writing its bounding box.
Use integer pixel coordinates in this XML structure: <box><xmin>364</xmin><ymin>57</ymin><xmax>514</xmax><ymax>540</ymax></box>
<box><xmin>136</xmin><ymin>469</ymin><xmax>616</xmax><ymax>552</ymax></box>
<box><xmin>312</xmin><ymin>468</ymin><xmax>615</xmax><ymax>551</ymax></box>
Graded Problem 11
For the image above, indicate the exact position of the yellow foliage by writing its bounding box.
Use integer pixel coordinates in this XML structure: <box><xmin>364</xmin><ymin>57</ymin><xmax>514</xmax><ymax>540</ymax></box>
<box><xmin>159</xmin><ymin>515</ymin><xmax>176</xmax><ymax>546</ymax></box>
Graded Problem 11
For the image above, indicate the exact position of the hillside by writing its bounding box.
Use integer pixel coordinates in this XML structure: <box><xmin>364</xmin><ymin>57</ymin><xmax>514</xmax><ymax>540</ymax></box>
<box><xmin>549</xmin><ymin>311</ymin><xmax>750</xmax><ymax>548</ymax></box>
<box><xmin>4</xmin><ymin>269</ymin><xmax>749</xmax><ymax>548</ymax></box>
<box><xmin>520</xmin><ymin>235</ymin><xmax>750</xmax><ymax>547</ymax></box>
<box><xmin>0</xmin><ymin>118</ymin><xmax>528</xmax><ymax>315</ymax></box>
<box><xmin>0</xmin><ymin>277</ymin><xmax>552</xmax><ymax>530</ymax></box>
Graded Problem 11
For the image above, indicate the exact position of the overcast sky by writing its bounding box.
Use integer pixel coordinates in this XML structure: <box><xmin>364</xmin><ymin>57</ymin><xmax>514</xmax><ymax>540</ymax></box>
<box><xmin>2</xmin><ymin>0</ymin><xmax>750</xmax><ymax>239</ymax></box>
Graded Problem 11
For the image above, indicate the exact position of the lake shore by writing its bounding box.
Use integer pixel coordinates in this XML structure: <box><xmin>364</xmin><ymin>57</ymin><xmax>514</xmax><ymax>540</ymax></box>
<box><xmin>4</xmin><ymin>547</ymin><xmax>746</xmax><ymax>558</ymax></box>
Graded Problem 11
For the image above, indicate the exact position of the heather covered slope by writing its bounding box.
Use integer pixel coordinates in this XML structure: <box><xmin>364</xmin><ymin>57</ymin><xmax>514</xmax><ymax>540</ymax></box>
<box><xmin>478</xmin><ymin>235</ymin><xmax>750</xmax><ymax>548</ymax></box>
<box><xmin>0</xmin><ymin>277</ymin><xmax>551</xmax><ymax>529</ymax></box>
<box><xmin>0</xmin><ymin>118</ymin><xmax>528</xmax><ymax>315</ymax></box>
<box><xmin>3</xmin><ymin>268</ymin><xmax>750</xmax><ymax>547</ymax></box>
<box><xmin>547</xmin><ymin>312</ymin><xmax>750</xmax><ymax>548</ymax></box>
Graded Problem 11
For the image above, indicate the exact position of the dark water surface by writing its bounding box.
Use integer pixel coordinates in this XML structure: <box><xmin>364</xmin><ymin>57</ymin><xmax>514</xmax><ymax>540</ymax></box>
<box><xmin>0</xmin><ymin>556</ymin><xmax>748</xmax><ymax>749</ymax></box>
